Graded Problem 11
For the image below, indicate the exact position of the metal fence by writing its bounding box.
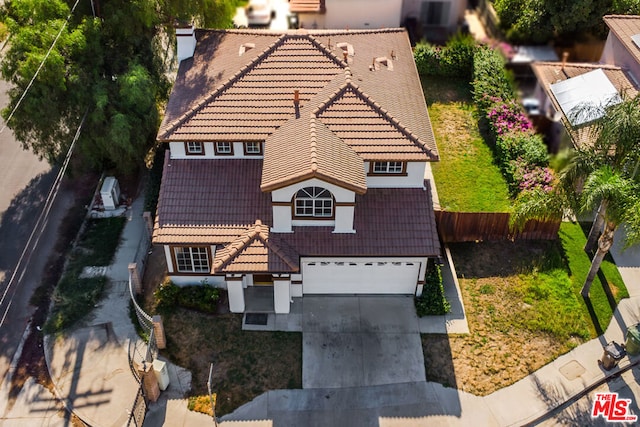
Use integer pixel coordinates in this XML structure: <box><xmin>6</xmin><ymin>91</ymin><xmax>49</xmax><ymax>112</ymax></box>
<box><xmin>126</xmin><ymin>386</ymin><xmax>147</xmax><ymax>427</ymax></box>
<box><xmin>125</xmin><ymin>215</ymin><xmax>157</xmax><ymax>427</ymax></box>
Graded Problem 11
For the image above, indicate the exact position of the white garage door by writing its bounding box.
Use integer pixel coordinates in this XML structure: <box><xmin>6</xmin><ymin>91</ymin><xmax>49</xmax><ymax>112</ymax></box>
<box><xmin>302</xmin><ymin>261</ymin><xmax>420</xmax><ymax>294</ymax></box>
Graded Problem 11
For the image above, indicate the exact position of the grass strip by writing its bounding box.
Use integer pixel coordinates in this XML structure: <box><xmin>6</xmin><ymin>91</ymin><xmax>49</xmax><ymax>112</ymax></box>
<box><xmin>422</xmin><ymin>76</ymin><xmax>511</xmax><ymax>212</ymax></box>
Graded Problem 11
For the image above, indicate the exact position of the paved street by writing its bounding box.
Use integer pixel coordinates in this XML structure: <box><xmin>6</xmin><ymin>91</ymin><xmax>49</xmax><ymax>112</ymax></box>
<box><xmin>0</xmin><ymin>50</ymin><xmax>75</xmax><ymax>425</ymax></box>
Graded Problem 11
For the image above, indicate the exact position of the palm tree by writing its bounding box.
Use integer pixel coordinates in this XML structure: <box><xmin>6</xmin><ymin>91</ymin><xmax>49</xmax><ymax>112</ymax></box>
<box><xmin>514</xmin><ymin>95</ymin><xmax>640</xmax><ymax>297</ymax></box>
<box><xmin>578</xmin><ymin>166</ymin><xmax>638</xmax><ymax>297</ymax></box>
<box><xmin>512</xmin><ymin>164</ymin><xmax>640</xmax><ymax>298</ymax></box>
<box><xmin>577</xmin><ymin>95</ymin><xmax>640</xmax><ymax>252</ymax></box>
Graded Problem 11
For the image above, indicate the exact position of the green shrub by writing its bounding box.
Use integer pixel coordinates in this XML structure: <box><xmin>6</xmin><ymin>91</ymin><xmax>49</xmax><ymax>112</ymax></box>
<box><xmin>472</xmin><ymin>46</ymin><xmax>516</xmax><ymax>112</ymax></box>
<box><xmin>415</xmin><ymin>259</ymin><xmax>451</xmax><ymax>316</ymax></box>
<box><xmin>414</xmin><ymin>34</ymin><xmax>476</xmax><ymax>79</ymax></box>
<box><xmin>414</xmin><ymin>43</ymin><xmax>442</xmax><ymax>76</ymax></box>
<box><xmin>495</xmin><ymin>131</ymin><xmax>548</xmax><ymax>167</ymax></box>
<box><xmin>177</xmin><ymin>285</ymin><xmax>220</xmax><ymax>313</ymax></box>
<box><xmin>154</xmin><ymin>279</ymin><xmax>181</xmax><ymax>311</ymax></box>
<box><xmin>440</xmin><ymin>33</ymin><xmax>476</xmax><ymax>78</ymax></box>
<box><xmin>154</xmin><ymin>280</ymin><xmax>220</xmax><ymax>313</ymax></box>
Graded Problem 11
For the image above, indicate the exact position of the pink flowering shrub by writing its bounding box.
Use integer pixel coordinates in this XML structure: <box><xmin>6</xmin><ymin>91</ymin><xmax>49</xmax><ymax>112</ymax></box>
<box><xmin>487</xmin><ymin>101</ymin><xmax>533</xmax><ymax>136</ymax></box>
<box><xmin>510</xmin><ymin>158</ymin><xmax>555</xmax><ymax>193</ymax></box>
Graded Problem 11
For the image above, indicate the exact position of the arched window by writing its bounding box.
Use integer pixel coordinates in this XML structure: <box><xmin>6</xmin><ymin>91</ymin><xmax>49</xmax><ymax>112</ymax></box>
<box><xmin>294</xmin><ymin>187</ymin><xmax>333</xmax><ymax>218</ymax></box>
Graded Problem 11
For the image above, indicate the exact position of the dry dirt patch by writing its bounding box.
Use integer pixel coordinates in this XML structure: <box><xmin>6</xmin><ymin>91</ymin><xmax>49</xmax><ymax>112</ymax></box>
<box><xmin>423</xmin><ymin>240</ymin><xmax>584</xmax><ymax>396</ymax></box>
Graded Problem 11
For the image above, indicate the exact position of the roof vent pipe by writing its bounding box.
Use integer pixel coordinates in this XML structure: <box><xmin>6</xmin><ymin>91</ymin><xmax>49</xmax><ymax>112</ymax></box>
<box><xmin>294</xmin><ymin>90</ymin><xmax>300</xmax><ymax>106</ymax></box>
<box><xmin>343</xmin><ymin>51</ymin><xmax>348</xmax><ymax>62</ymax></box>
<box><xmin>561</xmin><ymin>51</ymin><xmax>569</xmax><ymax>71</ymax></box>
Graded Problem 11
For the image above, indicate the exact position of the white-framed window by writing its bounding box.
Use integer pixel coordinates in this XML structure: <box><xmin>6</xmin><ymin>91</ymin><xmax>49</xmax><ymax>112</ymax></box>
<box><xmin>215</xmin><ymin>142</ymin><xmax>233</xmax><ymax>155</ymax></box>
<box><xmin>372</xmin><ymin>161</ymin><xmax>404</xmax><ymax>174</ymax></box>
<box><xmin>244</xmin><ymin>142</ymin><xmax>262</xmax><ymax>155</ymax></box>
<box><xmin>185</xmin><ymin>141</ymin><xmax>204</xmax><ymax>155</ymax></box>
<box><xmin>173</xmin><ymin>246</ymin><xmax>210</xmax><ymax>273</ymax></box>
<box><xmin>294</xmin><ymin>186</ymin><xmax>333</xmax><ymax>218</ymax></box>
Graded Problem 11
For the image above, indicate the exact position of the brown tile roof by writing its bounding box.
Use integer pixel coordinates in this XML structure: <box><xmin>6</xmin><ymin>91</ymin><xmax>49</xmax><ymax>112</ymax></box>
<box><xmin>531</xmin><ymin>61</ymin><xmax>638</xmax><ymax>147</ymax></box>
<box><xmin>154</xmin><ymin>156</ymin><xmax>440</xmax><ymax>258</ymax></box>
<box><xmin>260</xmin><ymin>115</ymin><xmax>367</xmax><ymax>193</ymax></box>
<box><xmin>159</xmin><ymin>33</ymin><xmax>344</xmax><ymax>142</ymax></box>
<box><xmin>604</xmin><ymin>15</ymin><xmax>640</xmax><ymax>68</ymax></box>
<box><xmin>289</xmin><ymin>0</ymin><xmax>325</xmax><ymax>13</ymax></box>
<box><xmin>275</xmin><ymin>186</ymin><xmax>440</xmax><ymax>257</ymax></box>
<box><xmin>315</xmin><ymin>82</ymin><xmax>436</xmax><ymax>160</ymax></box>
<box><xmin>158</xmin><ymin>29</ymin><xmax>438</xmax><ymax>161</ymax></box>
<box><xmin>152</xmin><ymin>153</ymin><xmax>272</xmax><ymax>244</ymax></box>
<box><xmin>213</xmin><ymin>221</ymin><xmax>299</xmax><ymax>273</ymax></box>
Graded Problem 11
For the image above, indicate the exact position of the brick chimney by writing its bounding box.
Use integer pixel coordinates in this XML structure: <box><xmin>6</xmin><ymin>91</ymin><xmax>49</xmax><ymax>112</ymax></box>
<box><xmin>176</xmin><ymin>25</ymin><xmax>197</xmax><ymax>63</ymax></box>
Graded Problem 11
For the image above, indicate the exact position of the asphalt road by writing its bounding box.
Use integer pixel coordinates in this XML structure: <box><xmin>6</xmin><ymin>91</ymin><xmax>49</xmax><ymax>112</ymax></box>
<box><xmin>0</xmin><ymin>76</ymin><xmax>67</xmax><ymax>394</ymax></box>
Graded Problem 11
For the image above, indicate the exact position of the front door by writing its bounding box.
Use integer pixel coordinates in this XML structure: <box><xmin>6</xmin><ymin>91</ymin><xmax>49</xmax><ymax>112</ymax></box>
<box><xmin>253</xmin><ymin>274</ymin><xmax>274</xmax><ymax>286</ymax></box>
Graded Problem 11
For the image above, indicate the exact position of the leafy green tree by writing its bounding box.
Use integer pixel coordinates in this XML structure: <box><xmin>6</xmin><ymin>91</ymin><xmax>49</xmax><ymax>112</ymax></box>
<box><xmin>1</xmin><ymin>0</ymin><xmax>86</xmax><ymax>161</ymax></box>
<box><xmin>495</xmin><ymin>0</ymin><xmax>616</xmax><ymax>43</ymax></box>
<box><xmin>158</xmin><ymin>0</ymin><xmax>238</xmax><ymax>28</ymax></box>
<box><xmin>1</xmin><ymin>0</ymin><xmax>170</xmax><ymax>172</ymax></box>
<box><xmin>612</xmin><ymin>0</ymin><xmax>640</xmax><ymax>15</ymax></box>
<box><xmin>1</xmin><ymin>0</ymin><xmax>237</xmax><ymax>173</ymax></box>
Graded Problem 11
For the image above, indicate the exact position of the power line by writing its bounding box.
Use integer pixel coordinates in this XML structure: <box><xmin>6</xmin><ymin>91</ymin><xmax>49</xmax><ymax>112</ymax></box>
<box><xmin>0</xmin><ymin>109</ymin><xmax>88</xmax><ymax>328</ymax></box>
<box><xmin>0</xmin><ymin>0</ymin><xmax>81</xmax><ymax>133</ymax></box>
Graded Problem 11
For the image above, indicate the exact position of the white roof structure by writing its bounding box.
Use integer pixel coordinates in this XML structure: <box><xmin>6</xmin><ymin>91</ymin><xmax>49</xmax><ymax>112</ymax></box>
<box><xmin>550</xmin><ymin>68</ymin><xmax>622</xmax><ymax>126</ymax></box>
<box><xmin>510</xmin><ymin>45</ymin><xmax>559</xmax><ymax>64</ymax></box>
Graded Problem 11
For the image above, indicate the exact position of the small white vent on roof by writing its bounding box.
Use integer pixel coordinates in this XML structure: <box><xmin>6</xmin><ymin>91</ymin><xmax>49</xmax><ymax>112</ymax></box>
<box><xmin>375</xmin><ymin>56</ymin><xmax>393</xmax><ymax>71</ymax></box>
<box><xmin>632</xmin><ymin>34</ymin><xmax>640</xmax><ymax>50</ymax></box>
<box><xmin>239</xmin><ymin>43</ymin><xmax>255</xmax><ymax>56</ymax></box>
<box><xmin>336</xmin><ymin>42</ymin><xmax>354</xmax><ymax>56</ymax></box>
<box><xmin>550</xmin><ymin>68</ymin><xmax>621</xmax><ymax>126</ymax></box>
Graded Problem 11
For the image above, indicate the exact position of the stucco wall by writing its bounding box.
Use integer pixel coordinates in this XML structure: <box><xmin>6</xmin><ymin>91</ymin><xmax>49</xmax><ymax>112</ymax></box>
<box><xmin>364</xmin><ymin>161</ymin><xmax>427</xmax><ymax>188</ymax></box>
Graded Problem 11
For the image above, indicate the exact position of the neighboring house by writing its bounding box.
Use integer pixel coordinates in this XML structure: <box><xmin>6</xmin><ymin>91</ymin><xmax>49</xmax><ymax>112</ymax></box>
<box><xmin>601</xmin><ymin>15</ymin><xmax>640</xmax><ymax>84</ymax></box>
<box><xmin>531</xmin><ymin>61</ymin><xmax>637</xmax><ymax>151</ymax></box>
<box><xmin>154</xmin><ymin>27</ymin><xmax>441</xmax><ymax>314</ymax></box>
<box><xmin>530</xmin><ymin>15</ymin><xmax>640</xmax><ymax>151</ymax></box>
<box><xmin>289</xmin><ymin>0</ymin><xmax>464</xmax><ymax>41</ymax></box>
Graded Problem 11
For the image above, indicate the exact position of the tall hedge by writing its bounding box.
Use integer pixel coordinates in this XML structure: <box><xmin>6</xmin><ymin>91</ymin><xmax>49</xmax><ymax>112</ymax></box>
<box><xmin>414</xmin><ymin>33</ymin><xmax>476</xmax><ymax>79</ymax></box>
<box><xmin>471</xmin><ymin>46</ymin><xmax>517</xmax><ymax>112</ymax></box>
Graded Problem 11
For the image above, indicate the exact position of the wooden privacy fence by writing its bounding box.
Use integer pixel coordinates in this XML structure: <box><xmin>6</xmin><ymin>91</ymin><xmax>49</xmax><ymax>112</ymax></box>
<box><xmin>435</xmin><ymin>211</ymin><xmax>561</xmax><ymax>243</ymax></box>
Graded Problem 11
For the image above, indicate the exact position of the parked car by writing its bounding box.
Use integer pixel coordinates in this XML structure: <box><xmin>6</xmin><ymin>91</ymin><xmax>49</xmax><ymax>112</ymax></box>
<box><xmin>246</xmin><ymin>0</ymin><xmax>274</xmax><ymax>26</ymax></box>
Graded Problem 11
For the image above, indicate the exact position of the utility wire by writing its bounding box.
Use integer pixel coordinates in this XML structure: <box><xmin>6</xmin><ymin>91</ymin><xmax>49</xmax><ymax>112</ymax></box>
<box><xmin>0</xmin><ymin>109</ymin><xmax>88</xmax><ymax>328</ymax></box>
<box><xmin>0</xmin><ymin>0</ymin><xmax>81</xmax><ymax>133</ymax></box>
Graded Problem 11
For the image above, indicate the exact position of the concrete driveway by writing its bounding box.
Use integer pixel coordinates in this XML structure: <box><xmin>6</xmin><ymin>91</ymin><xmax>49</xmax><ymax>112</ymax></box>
<box><xmin>302</xmin><ymin>296</ymin><xmax>425</xmax><ymax>389</ymax></box>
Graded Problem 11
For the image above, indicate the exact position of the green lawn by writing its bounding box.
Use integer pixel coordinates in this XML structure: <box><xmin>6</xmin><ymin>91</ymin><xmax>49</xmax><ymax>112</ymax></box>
<box><xmin>559</xmin><ymin>222</ymin><xmax>629</xmax><ymax>336</ymax></box>
<box><xmin>422</xmin><ymin>76</ymin><xmax>511</xmax><ymax>212</ymax></box>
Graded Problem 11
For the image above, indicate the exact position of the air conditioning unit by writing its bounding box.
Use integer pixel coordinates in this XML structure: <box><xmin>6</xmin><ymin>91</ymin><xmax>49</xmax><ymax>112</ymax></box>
<box><xmin>100</xmin><ymin>176</ymin><xmax>121</xmax><ymax>210</ymax></box>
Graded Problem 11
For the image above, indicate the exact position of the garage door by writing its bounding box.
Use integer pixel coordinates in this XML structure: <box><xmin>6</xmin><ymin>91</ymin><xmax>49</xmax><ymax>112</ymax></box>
<box><xmin>302</xmin><ymin>261</ymin><xmax>420</xmax><ymax>294</ymax></box>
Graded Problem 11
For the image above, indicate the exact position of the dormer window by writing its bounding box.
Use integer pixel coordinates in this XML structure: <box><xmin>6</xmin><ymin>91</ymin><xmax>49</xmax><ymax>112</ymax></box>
<box><xmin>370</xmin><ymin>161</ymin><xmax>405</xmax><ymax>175</ymax></box>
<box><xmin>185</xmin><ymin>141</ymin><xmax>204</xmax><ymax>155</ymax></box>
<box><xmin>294</xmin><ymin>187</ymin><xmax>333</xmax><ymax>218</ymax></box>
<box><xmin>215</xmin><ymin>142</ymin><xmax>233</xmax><ymax>155</ymax></box>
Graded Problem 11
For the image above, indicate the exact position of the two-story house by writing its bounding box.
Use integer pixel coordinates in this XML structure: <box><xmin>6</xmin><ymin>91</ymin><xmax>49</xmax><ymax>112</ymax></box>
<box><xmin>153</xmin><ymin>27</ymin><xmax>441</xmax><ymax>314</ymax></box>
